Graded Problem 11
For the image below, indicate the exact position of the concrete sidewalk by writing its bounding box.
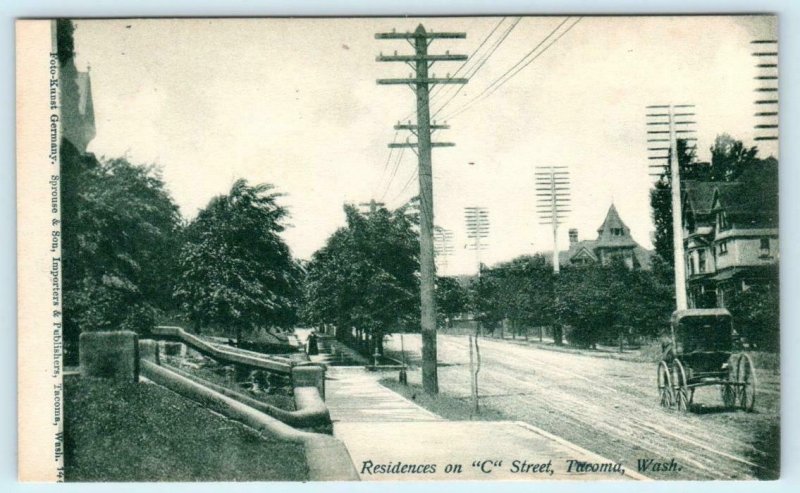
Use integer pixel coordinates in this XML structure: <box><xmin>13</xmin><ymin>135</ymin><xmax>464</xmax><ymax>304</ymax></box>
<box><xmin>325</xmin><ymin>367</ymin><xmax>648</xmax><ymax>481</ymax></box>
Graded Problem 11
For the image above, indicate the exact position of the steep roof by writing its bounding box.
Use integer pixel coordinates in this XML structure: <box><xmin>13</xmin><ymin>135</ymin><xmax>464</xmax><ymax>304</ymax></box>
<box><xmin>715</xmin><ymin>164</ymin><xmax>778</xmax><ymax>218</ymax></box>
<box><xmin>594</xmin><ymin>204</ymin><xmax>638</xmax><ymax>248</ymax></box>
<box><xmin>683</xmin><ymin>181</ymin><xmax>720</xmax><ymax>215</ymax></box>
<box><xmin>684</xmin><ymin>161</ymin><xmax>778</xmax><ymax>227</ymax></box>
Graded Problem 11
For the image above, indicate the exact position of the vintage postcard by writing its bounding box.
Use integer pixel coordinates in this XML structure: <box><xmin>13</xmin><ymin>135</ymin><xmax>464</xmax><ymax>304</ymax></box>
<box><xmin>17</xmin><ymin>15</ymin><xmax>779</xmax><ymax>482</ymax></box>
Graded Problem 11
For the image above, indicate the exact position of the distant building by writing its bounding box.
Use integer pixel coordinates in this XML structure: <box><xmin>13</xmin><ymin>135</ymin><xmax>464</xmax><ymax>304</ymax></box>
<box><xmin>60</xmin><ymin>59</ymin><xmax>96</xmax><ymax>154</ymax></box>
<box><xmin>548</xmin><ymin>204</ymin><xmax>653</xmax><ymax>270</ymax></box>
<box><xmin>681</xmin><ymin>161</ymin><xmax>779</xmax><ymax>308</ymax></box>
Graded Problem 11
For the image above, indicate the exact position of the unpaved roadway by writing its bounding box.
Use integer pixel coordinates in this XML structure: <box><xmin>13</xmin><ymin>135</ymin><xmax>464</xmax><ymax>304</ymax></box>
<box><xmin>383</xmin><ymin>334</ymin><xmax>779</xmax><ymax>480</ymax></box>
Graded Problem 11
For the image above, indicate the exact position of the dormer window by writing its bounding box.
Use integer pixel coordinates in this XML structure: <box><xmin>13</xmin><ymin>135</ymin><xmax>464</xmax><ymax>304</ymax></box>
<box><xmin>718</xmin><ymin>211</ymin><xmax>730</xmax><ymax>231</ymax></box>
<box><xmin>611</xmin><ymin>228</ymin><xmax>624</xmax><ymax>236</ymax></box>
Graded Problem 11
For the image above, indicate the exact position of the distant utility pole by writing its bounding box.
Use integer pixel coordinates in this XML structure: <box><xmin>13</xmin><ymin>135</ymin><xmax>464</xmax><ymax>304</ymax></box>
<box><xmin>752</xmin><ymin>39</ymin><xmax>778</xmax><ymax>142</ymax></box>
<box><xmin>535</xmin><ymin>166</ymin><xmax>571</xmax><ymax>274</ymax></box>
<box><xmin>358</xmin><ymin>199</ymin><xmax>386</xmax><ymax>216</ymax></box>
<box><xmin>434</xmin><ymin>226</ymin><xmax>455</xmax><ymax>276</ymax></box>
<box><xmin>646</xmin><ymin>104</ymin><xmax>697</xmax><ymax>311</ymax></box>
<box><xmin>376</xmin><ymin>24</ymin><xmax>468</xmax><ymax>394</ymax></box>
<box><xmin>464</xmin><ymin>206</ymin><xmax>490</xmax><ymax>272</ymax></box>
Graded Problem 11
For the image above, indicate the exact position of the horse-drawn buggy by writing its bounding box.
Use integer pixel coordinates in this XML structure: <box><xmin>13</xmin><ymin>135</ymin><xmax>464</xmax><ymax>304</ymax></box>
<box><xmin>658</xmin><ymin>309</ymin><xmax>756</xmax><ymax>412</ymax></box>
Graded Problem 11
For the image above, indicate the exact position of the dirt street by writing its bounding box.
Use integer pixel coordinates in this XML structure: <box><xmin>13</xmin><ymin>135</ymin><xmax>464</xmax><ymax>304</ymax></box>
<box><xmin>383</xmin><ymin>333</ymin><xmax>779</xmax><ymax>480</ymax></box>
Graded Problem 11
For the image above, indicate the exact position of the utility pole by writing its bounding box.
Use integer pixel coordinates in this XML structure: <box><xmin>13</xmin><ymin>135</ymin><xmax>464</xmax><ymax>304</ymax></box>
<box><xmin>646</xmin><ymin>104</ymin><xmax>696</xmax><ymax>311</ymax></box>
<box><xmin>464</xmin><ymin>206</ymin><xmax>490</xmax><ymax>271</ymax></box>
<box><xmin>465</xmin><ymin>206</ymin><xmax>489</xmax><ymax>338</ymax></box>
<box><xmin>752</xmin><ymin>39</ymin><xmax>778</xmax><ymax>143</ymax></box>
<box><xmin>376</xmin><ymin>25</ymin><xmax>468</xmax><ymax>394</ymax></box>
<box><xmin>358</xmin><ymin>199</ymin><xmax>386</xmax><ymax>217</ymax></box>
<box><xmin>434</xmin><ymin>226</ymin><xmax>455</xmax><ymax>276</ymax></box>
<box><xmin>535</xmin><ymin>166</ymin><xmax>571</xmax><ymax>274</ymax></box>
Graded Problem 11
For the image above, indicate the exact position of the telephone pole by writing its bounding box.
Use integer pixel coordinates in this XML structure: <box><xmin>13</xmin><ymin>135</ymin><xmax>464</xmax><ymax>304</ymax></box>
<box><xmin>358</xmin><ymin>199</ymin><xmax>385</xmax><ymax>217</ymax></box>
<box><xmin>434</xmin><ymin>226</ymin><xmax>455</xmax><ymax>276</ymax></box>
<box><xmin>376</xmin><ymin>25</ymin><xmax>468</xmax><ymax>394</ymax></box>
<box><xmin>752</xmin><ymin>39</ymin><xmax>778</xmax><ymax>143</ymax></box>
<box><xmin>464</xmin><ymin>206</ymin><xmax>490</xmax><ymax>271</ymax></box>
<box><xmin>646</xmin><ymin>104</ymin><xmax>696</xmax><ymax>310</ymax></box>
<box><xmin>535</xmin><ymin>166</ymin><xmax>571</xmax><ymax>274</ymax></box>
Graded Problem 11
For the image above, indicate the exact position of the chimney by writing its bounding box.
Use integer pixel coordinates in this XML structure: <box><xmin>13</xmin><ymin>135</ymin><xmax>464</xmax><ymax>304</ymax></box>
<box><xmin>569</xmin><ymin>228</ymin><xmax>578</xmax><ymax>245</ymax></box>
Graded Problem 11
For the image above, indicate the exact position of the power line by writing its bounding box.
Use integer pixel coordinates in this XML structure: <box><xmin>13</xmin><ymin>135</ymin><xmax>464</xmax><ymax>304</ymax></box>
<box><xmin>430</xmin><ymin>18</ymin><xmax>507</xmax><ymax>101</ymax></box>
<box><xmin>443</xmin><ymin>17</ymin><xmax>569</xmax><ymax>118</ymax></box>
<box><xmin>396</xmin><ymin>17</ymin><xmax>509</xmax><ymax>125</ymax></box>
<box><xmin>379</xmin><ymin>143</ymin><xmax>407</xmax><ymax>202</ymax></box>
<box><xmin>373</xmin><ymin>21</ymin><xmax>503</xmax><ymax>200</ymax></box>
<box><xmin>390</xmin><ymin>168</ymin><xmax>418</xmax><ymax>206</ymax></box>
<box><xmin>430</xmin><ymin>18</ymin><xmax>517</xmax><ymax>118</ymax></box>
<box><xmin>444</xmin><ymin>17</ymin><xmax>581</xmax><ymax>121</ymax></box>
<box><xmin>376</xmin><ymin>19</ymin><xmax>513</xmax><ymax>202</ymax></box>
<box><xmin>373</xmin><ymin>130</ymin><xmax>400</xmax><ymax>198</ymax></box>
<box><xmin>432</xmin><ymin>17</ymin><xmax>521</xmax><ymax>119</ymax></box>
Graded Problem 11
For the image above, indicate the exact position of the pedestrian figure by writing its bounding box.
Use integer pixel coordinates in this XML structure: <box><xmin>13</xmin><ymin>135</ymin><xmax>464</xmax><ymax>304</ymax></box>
<box><xmin>307</xmin><ymin>330</ymin><xmax>319</xmax><ymax>356</ymax></box>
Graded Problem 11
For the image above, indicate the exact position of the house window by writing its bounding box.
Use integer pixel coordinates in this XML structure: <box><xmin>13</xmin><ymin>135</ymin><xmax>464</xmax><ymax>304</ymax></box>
<box><xmin>698</xmin><ymin>249</ymin><xmax>707</xmax><ymax>273</ymax></box>
<box><xmin>718</xmin><ymin>240</ymin><xmax>728</xmax><ymax>256</ymax></box>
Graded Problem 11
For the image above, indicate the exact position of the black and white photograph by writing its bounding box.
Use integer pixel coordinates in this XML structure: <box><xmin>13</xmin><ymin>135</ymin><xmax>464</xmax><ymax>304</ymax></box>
<box><xmin>16</xmin><ymin>15</ymin><xmax>780</xmax><ymax>482</ymax></box>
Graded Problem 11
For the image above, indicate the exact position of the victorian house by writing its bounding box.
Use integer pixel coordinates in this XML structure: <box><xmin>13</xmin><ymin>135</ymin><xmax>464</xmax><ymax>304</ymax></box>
<box><xmin>681</xmin><ymin>161</ymin><xmax>779</xmax><ymax>308</ymax></box>
<box><xmin>554</xmin><ymin>204</ymin><xmax>653</xmax><ymax>270</ymax></box>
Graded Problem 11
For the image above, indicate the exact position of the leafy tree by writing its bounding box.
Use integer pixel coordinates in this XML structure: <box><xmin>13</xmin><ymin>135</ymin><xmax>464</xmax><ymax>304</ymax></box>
<box><xmin>302</xmin><ymin>204</ymin><xmax>418</xmax><ymax>356</ymax></box>
<box><xmin>727</xmin><ymin>281</ymin><xmax>780</xmax><ymax>351</ymax></box>
<box><xmin>475</xmin><ymin>255</ymin><xmax>555</xmax><ymax>337</ymax></box>
<box><xmin>555</xmin><ymin>261</ymin><xmax>672</xmax><ymax>349</ymax></box>
<box><xmin>174</xmin><ymin>180</ymin><xmax>302</xmax><ymax>342</ymax></box>
<box><xmin>708</xmin><ymin>134</ymin><xmax>760</xmax><ymax>182</ymax></box>
<box><xmin>435</xmin><ymin>276</ymin><xmax>468</xmax><ymax>328</ymax></box>
<box><xmin>61</xmin><ymin>143</ymin><xmax>183</xmax><ymax>363</ymax></box>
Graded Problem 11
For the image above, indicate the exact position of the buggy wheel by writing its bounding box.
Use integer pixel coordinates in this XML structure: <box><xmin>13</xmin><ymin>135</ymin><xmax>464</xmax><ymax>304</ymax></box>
<box><xmin>673</xmin><ymin>359</ymin><xmax>690</xmax><ymax>412</ymax></box>
<box><xmin>721</xmin><ymin>384</ymin><xmax>736</xmax><ymax>409</ymax></box>
<box><xmin>657</xmin><ymin>360</ymin><xmax>674</xmax><ymax>408</ymax></box>
<box><xmin>737</xmin><ymin>353</ymin><xmax>757</xmax><ymax>412</ymax></box>
<box><xmin>721</xmin><ymin>356</ymin><xmax>737</xmax><ymax>409</ymax></box>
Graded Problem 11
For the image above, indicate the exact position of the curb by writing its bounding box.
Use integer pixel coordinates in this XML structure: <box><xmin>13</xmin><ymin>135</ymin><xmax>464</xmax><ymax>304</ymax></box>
<box><xmin>513</xmin><ymin>421</ymin><xmax>651</xmax><ymax>481</ymax></box>
<box><xmin>141</xmin><ymin>360</ymin><xmax>359</xmax><ymax>481</ymax></box>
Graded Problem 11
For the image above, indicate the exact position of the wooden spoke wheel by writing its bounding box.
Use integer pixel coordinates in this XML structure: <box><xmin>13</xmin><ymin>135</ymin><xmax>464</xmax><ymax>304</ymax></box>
<box><xmin>672</xmin><ymin>359</ymin><xmax>690</xmax><ymax>412</ymax></box>
<box><xmin>721</xmin><ymin>356</ymin><xmax>737</xmax><ymax>409</ymax></box>
<box><xmin>657</xmin><ymin>360</ymin><xmax>674</xmax><ymax>408</ymax></box>
<box><xmin>737</xmin><ymin>353</ymin><xmax>757</xmax><ymax>412</ymax></box>
<box><xmin>721</xmin><ymin>383</ymin><xmax>736</xmax><ymax>410</ymax></box>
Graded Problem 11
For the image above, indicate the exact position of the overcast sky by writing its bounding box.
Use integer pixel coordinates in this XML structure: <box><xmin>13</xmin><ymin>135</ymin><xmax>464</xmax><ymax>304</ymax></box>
<box><xmin>73</xmin><ymin>15</ymin><xmax>777</xmax><ymax>275</ymax></box>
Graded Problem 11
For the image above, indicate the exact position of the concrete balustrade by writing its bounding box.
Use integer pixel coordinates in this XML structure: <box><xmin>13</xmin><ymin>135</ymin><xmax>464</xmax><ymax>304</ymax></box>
<box><xmin>79</xmin><ymin>331</ymin><xmax>139</xmax><ymax>382</ymax></box>
<box><xmin>164</xmin><ymin>363</ymin><xmax>331</xmax><ymax>429</ymax></box>
<box><xmin>140</xmin><ymin>360</ymin><xmax>358</xmax><ymax>481</ymax></box>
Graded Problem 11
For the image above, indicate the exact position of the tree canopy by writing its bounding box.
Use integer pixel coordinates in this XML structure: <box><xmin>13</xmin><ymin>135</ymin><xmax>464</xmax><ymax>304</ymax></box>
<box><xmin>435</xmin><ymin>276</ymin><xmax>469</xmax><ymax>328</ymax></box>
<box><xmin>173</xmin><ymin>180</ymin><xmax>302</xmax><ymax>342</ymax></box>
<box><xmin>61</xmin><ymin>142</ymin><xmax>183</xmax><ymax>363</ymax></box>
<box><xmin>555</xmin><ymin>261</ymin><xmax>673</xmax><ymax>349</ymax></box>
<box><xmin>474</xmin><ymin>255</ymin><xmax>555</xmax><ymax>335</ymax></box>
<box><xmin>302</xmin><ymin>204</ymin><xmax>418</xmax><ymax>355</ymax></box>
